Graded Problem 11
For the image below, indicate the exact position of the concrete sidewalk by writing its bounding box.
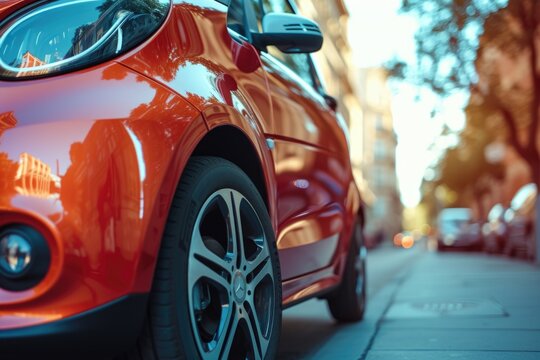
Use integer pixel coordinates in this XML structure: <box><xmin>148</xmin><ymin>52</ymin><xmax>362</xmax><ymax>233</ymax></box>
<box><xmin>312</xmin><ymin>251</ymin><xmax>540</xmax><ymax>360</ymax></box>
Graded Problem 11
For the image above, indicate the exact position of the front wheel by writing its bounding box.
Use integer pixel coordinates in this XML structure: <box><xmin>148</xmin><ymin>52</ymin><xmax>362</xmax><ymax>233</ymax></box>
<box><xmin>327</xmin><ymin>221</ymin><xmax>367</xmax><ymax>322</ymax></box>
<box><xmin>126</xmin><ymin>157</ymin><xmax>282</xmax><ymax>360</ymax></box>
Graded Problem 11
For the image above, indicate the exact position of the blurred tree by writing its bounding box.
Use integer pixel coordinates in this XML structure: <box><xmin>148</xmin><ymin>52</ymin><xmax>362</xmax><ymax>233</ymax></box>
<box><xmin>419</xmin><ymin>179</ymin><xmax>457</xmax><ymax>227</ymax></box>
<box><xmin>389</xmin><ymin>0</ymin><xmax>506</xmax><ymax>94</ymax></box>
<box><xmin>438</xmin><ymin>127</ymin><xmax>504</xmax><ymax>219</ymax></box>
<box><xmin>390</xmin><ymin>0</ymin><xmax>540</xmax><ymax>261</ymax></box>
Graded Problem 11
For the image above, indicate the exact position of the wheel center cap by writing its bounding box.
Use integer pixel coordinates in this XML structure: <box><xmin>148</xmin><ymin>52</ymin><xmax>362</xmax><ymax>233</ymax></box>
<box><xmin>232</xmin><ymin>271</ymin><xmax>247</xmax><ymax>303</ymax></box>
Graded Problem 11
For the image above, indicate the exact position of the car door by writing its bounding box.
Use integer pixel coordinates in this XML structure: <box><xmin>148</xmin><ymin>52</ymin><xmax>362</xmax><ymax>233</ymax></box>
<box><xmin>231</xmin><ymin>0</ymin><xmax>352</xmax><ymax>280</ymax></box>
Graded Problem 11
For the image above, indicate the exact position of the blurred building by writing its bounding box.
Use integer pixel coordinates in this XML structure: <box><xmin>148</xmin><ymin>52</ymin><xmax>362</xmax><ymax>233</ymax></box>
<box><xmin>296</xmin><ymin>1</ymin><xmax>402</xmax><ymax>242</ymax></box>
<box><xmin>14</xmin><ymin>153</ymin><xmax>61</xmax><ymax>199</ymax></box>
<box><xmin>17</xmin><ymin>52</ymin><xmax>49</xmax><ymax>77</ymax></box>
<box><xmin>296</xmin><ymin>0</ymin><xmax>367</xmax><ymax>195</ymax></box>
<box><xmin>295</xmin><ymin>1</ymin><xmax>368</xmax><ymax>191</ymax></box>
<box><xmin>357</xmin><ymin>68</ymin><xmax>402</xmax><ymax>243</ymax></box>
<box><xmin>0</xmin><ymin>111</ymin><xmax>17</xmax><ymax>134</ymax></box>
<box><xmin>296</xmin><ymin>0</ymin><xmax>361</xmax><ymax>126</ymax></box>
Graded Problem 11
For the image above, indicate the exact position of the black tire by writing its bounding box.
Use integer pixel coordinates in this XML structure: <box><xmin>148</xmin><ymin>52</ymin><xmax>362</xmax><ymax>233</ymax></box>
<box><xmin>124</xmin><ymin>156</ymin><xmax>281</xmax><ymax>360</ymax></box>
<box><xmin>327</xmin><ymin>221</ymin><xmax>367</xmax><ymax>322</ymax></box>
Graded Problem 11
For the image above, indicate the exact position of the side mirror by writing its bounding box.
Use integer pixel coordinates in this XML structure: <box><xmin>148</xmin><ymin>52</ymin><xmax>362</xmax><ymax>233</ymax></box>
<box><xmin>253</xmin><ymin>13</ymin><xmax>323</xmax><ymax>54</ymax></box>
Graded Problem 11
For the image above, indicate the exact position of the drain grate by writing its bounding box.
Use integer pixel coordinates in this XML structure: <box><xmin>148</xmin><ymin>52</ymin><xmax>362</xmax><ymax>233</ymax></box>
<box><xmin>385</xmin><ymin>299</ymin><xmax>506</xmax><ymax>319</ymax></box>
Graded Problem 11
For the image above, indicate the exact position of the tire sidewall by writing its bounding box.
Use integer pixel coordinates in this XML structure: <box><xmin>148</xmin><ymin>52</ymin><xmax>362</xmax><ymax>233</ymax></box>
<box><xmin>327</xmin><ymin>219</ymin><xmax>367</xmax><ymax>322</ymax></box>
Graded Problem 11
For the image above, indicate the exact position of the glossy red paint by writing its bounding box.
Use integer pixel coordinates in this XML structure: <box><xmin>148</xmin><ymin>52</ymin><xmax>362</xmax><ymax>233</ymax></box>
<box><xmin>0</xmin><ymin>0</ymin><xmax>361</xmax><ymax>332</ymax></box>
<box><xmin>0</xmin><ymin>62</ymin><xmax>205</xmax><ymax>329</ymax></box>
<box><xmin>0</xmin><ymin>0</ymin><xmax>29</xmax><ymax>17</ymax></box>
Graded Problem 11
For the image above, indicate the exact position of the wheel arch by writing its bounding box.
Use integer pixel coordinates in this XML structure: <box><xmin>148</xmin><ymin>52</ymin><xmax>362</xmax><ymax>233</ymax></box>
<box><xmin>191</xmin><ymin>125</ymin><xmax>270</xmax><ymax>212</ymax></box>
<box><xmin>133</xmin><ymin>121</ymin><xmax>277</xmax><ymax>293</ymax></box>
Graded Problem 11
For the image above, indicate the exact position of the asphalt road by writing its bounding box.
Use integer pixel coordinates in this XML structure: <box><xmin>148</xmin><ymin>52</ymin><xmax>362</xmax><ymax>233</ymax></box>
<box><xmin>277</xmin><ymin>243</ymin><xmax>423</xmax><ymax>359</ymax></box>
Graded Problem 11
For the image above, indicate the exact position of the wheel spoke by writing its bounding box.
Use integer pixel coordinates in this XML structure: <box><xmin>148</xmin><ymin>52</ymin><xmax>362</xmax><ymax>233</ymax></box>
<box><xmin>244</xmin><ymin>302</ymin><xmax>269</xmax><ymax>360</ymax></box>
<box><xmin>356</xmin><ymin>255</ymin><xmax>365</xmax><ymax>295</ymax></box>
<box><xmin>189</xmin><ymin>255</ymin><xmax>230</xmax><ymax>291</ymax></box>
<box><xmin>249</xmin><ymin>256</ymin><xmax>273</xmax><ymax>289</ymax></box>
<box><xmin>245</xmin><ymin>241</ymin><xmax>270</xmax><ymax>277</ymax></box>
<box><xmin>190</xmin><ymin>230</ymin><xmax>232</xmax><ymax>279</ymax></box>
<box><xmin>224</xmin><ymin>190</ymin><xmax>247</xmax><ymax>267</ymax></box>
<box><xmin>212</xmin><ymin>309</ymin><xmax>239</xmax><ymax>360</ymax></box>
<box><xmin>355</xmin><ymin>256</ymin><xmax>363</xmax><ymax>274</ymax></box>
<box><xmin>188</xmin><ymin>188</ymin><xmax>276</xmax><ymax>360</ymax></box>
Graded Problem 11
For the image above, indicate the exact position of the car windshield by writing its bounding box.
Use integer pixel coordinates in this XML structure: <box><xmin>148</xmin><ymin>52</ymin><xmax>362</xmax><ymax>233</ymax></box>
<box><xmin>438</xmin><ymin>208</ymin><xmax>471</xmax><ymax>234</ymax></box>
<box><xmin>440</xmin><ymin>218</ymin><xmax>468</xmax><ymax>234</ymax></box>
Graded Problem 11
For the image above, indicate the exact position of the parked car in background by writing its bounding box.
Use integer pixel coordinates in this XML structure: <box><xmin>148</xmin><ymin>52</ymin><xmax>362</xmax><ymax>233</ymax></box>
<box><xmin>437</xmin><ymin>208</ymin><xmax>482</xmax><ymax>251</ymax></box>
<box><xmin>483</xmin><ymin>203</ymin><xmax>508</xmax><ymax>254</ymax></box>
<box><xmin>0</xmin><ymin>0</ymin><xmax>367</xmax><ymax>359</ymax></box>
<box><xmin>459</xmin><ymin>221</ymin><xmax>483</xmax><ymax>250</ymax></box>
<box><xmin>504</xmin><ymin>184</ymin><xmax>537</xmax><ymax>259</ymax></box>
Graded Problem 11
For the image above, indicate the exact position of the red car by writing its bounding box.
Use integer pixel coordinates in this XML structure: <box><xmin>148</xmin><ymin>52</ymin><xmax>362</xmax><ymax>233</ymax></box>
<box><xmin>0</xmin><ymin>0</ymin><xmax>366</xmax><ymax>359</ymax></box>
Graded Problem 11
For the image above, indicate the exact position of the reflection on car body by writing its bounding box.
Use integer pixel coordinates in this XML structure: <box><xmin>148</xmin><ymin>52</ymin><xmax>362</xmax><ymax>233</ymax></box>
<box><xmin>0</xmin><ymin>0</ymin><xmax>366</xmax><ymax>359</ymax></box>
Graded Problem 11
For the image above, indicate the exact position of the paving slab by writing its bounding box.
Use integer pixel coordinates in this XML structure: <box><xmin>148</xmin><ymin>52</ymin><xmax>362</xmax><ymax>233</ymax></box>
<box><xmin>276</xmin><ymin>248</ymin><xmax>415</xmax><ymax>358</ymax></box>
<box><xmin>371</xmin><ymin>328</ymin><xmax>540</xmax><ymax>351</ymax></box>
<box><xmin>365</xmin><ymin>251</ymin><xmax>540</xmax><ymax>359</ymax></box>
<box><xmin>308</xmin><ymin>279</ymin><xmax>399</xmax><ymax>360</ymax></box>
<box><xmin>386</xmin><ymin>298</ymin><xmax>506</xmax><ymax>319</ymax></box>
<box><xmin>281</xmin><ymin>248</ymin><xmax>540</xmax><ymax>360</ymax></box>
<box><xmin>365</xmin><ymin>350</ymin><xmax>540</xmax><ymax>360</ymax></box>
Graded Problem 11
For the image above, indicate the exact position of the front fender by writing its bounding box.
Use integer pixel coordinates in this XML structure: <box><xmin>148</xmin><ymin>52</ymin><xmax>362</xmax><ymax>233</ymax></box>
<box><xmin>0</xmin><ymin>61</ymin><xmax>203</xmax><ymax>329</ymax></box>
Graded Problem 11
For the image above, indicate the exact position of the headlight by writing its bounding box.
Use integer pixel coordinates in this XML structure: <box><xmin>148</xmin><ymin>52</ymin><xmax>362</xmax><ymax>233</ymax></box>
<box><xmin>0</xmin><ymin>225</ymin><xmax>51</xmax><ymax>291</ymax></box>
<box><xmin>443</xmin><ymin>234</ymin><xmax>456</xmax><ymax>245</ymax></box>
<box><xmin>0</xmin><ymin>233</ymin><xmax>32</xmax><ymax>275</ymax></box>
<box><xmin>0</xmin><ymin>0</ymin><xmax>170</xmax><ymax>79</ymax></box>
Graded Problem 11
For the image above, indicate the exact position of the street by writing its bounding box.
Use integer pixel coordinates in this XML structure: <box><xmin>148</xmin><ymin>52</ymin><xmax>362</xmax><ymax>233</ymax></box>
<box><xmin>277</xmin><ymin>243</ymin><xmax>540</xmax><ymax>359</ymax></box>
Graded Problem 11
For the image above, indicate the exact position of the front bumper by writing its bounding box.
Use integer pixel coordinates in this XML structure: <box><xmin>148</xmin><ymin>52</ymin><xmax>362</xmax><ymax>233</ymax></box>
<box><xmin>0</xmin><ymin>293</ymin><xmax>148</xmax><ymax>360</ymax></box>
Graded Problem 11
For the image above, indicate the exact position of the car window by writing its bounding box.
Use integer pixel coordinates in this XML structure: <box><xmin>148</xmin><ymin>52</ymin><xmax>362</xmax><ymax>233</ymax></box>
<box><xmin>260</xmin><ymin>0</ymin><xmax>293</xmax><ymax>15</ymax></box>
<box><xmin>259</xmin><ymin>1</ymin><xmax>317</xmax><ymax>87</ymax></box>
<box><xmin>227</xmin><ymin>0</ymin><xmax>291</xmax><ymax>38</ymax></box>
<box><xmin>439</xmin><ymin>218</ymin><xmax>468</xmax><ymax>234</ymax></box>
<box><xmin>227</xmin><ymin>1</ymin><xmax>245</xmax><ymax>35</ymax></box>
<box><xmin>228</xmin><ymin>0</ymin><xmax>264</xmax><ymax>36</ymax></box>
<box><xmin>268</xmin><ymin>51</ymin><xmax>314</xmax><ymax>86</ymax></box>
<box><xmin>438</xmin><ymin>208</ymin><xmax>471</xmax><ymax>226</ymax></box>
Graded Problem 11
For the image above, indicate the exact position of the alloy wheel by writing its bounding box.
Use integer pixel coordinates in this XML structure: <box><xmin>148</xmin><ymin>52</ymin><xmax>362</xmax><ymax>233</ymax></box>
<box><xmin>355</xmin><ymin>245</ymin><xmax>367</xmax><ymax>296</ymax></box>
<box><xmin>187</xmin><ymin>189</ymin><xmax>275</xmax><ymax>360</ymax></box>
